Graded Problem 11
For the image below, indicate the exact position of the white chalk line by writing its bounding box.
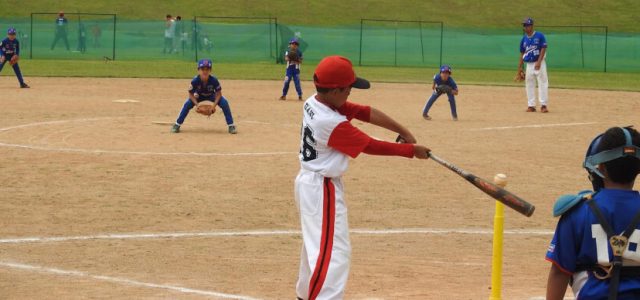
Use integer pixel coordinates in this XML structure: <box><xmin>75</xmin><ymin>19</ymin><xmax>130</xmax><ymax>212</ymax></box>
<box><xmin>0</xmin><ymin>261</ymin><xmax>260</xmax><ymax>300</ymax></box>
<box><xmin>0</xmin><ymin>117</ymin><xmax>296</xmax><ymax>157</ymax></box>
<box><xmin>470</xmin><ymin>122</ymin><xmax>598</xmax><ymax>131</ymax></box>
<box><xmin>0</xmin><ymin>228</ymin><xmax>554</xmax><ymax>244</ymax></box>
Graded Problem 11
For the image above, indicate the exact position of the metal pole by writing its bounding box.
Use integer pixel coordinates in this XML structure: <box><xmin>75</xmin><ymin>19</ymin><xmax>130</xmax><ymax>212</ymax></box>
<box><xmin>359</xmin><ymin>19</ymin><xmax>363</xmax><ymax>66</ymax></box>
<box><xmin>604</xmin><ymin>26</ymin><xmax>608</xmax><ymax>72</ymax></box>
<box><xmin>112</xmin><ymin>14</ymin><xmax>116</xmax><ymax>60</ymax></box>
<box><xmin>194</xmin><ymin>17</ymin><xmax>198</xmax><ymax>62</ymax></box>
<box><xmin>394</xmin><ymin>21</ymin><xmax>398</xmax><ymax>67</ymax></box>
<box><xmin>419</xmin><ymin>21</ymin><xmax>425</xmax><ymax>65</ymax></box>
<box><xmin>275</xmin><ymin>17</ymin><xmax>279</xmax><ymax>64</ymax></box>
<box><xmin>439</xmin><ymin>22</ymin><xmax>444</xmax><ymax>68</ymax></box>
<box><xmin>580</xmin><ymin>26</ymin><xmax>585</xmax><ymax>68</ymax></box>
<box><xmin>30</xmin><ymin>13</ymin><xmax>33</xmax><ymax>59</ymax></box>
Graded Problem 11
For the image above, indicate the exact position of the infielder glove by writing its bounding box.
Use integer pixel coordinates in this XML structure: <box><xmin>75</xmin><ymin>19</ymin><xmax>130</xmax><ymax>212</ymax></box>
<box><xmin>514</xmin><ymin>69</ymin><xmax>525</xmax><ymax>82</ymax></box>
<box><xmin>435</xmin><ymin>84</ymin><xmax>453</xmax><ymax>95</ymax></box>
<box><xmin>287</xmin><ymin>51</ymin><xmax>300</xmax><ymax>63</ymax></box>
<box><xmin>195</xmin><ymin>101</ymin><xmax>215</xmax><ymax>117</ymax></box>
<box><xmin>9</xmin><ymin>55</ymin><xmax>19</xmax><ymax>65</ymax></box>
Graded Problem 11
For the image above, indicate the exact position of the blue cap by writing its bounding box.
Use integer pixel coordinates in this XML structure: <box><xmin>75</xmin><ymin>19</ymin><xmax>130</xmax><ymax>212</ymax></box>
<box><xmin>440</xmin><ymin>65</ymin><xmax>452</xmax><ymax>73</ymax></box>
<box><xmin>289</xmin><ymin>38</ymin><xmax>299</xmax><ymax>45</ymax></box>
<box><xmin>522</xmin><ymin>17</ymin><xmax>534</xmax><ymax>26</ymax></box>
<box><xmin>197</xmin><ymin>58</ymin><xmax>212</xmax><ymax>69</ymax></box>
<box><xmin>7</xmin><ymin>27</ymin><xmax>16</xmax><ymax>35</ymax></box>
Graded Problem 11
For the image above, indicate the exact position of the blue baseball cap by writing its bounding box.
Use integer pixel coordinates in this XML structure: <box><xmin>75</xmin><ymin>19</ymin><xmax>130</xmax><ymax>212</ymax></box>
<box><xmin>440</xmin><ymin>65</ymin><xmax>452</xmax><ymax>73</ymax></box>
<box><xmin>289</xmin><ymin>38</ymin><xmax>299</xmax><ymax>45</ymax></box>
<box><xmin>522</xmin><ymin>17</ymin><xmax>534</xmax><ymax>26</ymax></box>
<box><xmin>7</xmin><ymin>27</ymin><xmax>17</xmax><ymax>35</ymax></box>
<box><xmin>197</xmin><ymin>58</ymin><xmax>212</xmax><ymax>69</ymax></box>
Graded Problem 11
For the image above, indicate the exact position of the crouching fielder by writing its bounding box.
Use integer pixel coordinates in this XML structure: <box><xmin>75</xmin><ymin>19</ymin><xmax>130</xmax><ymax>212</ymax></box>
<box><xmin>295</xmin><ymin>56</ymin><xmax>430</xmax><ymax>300</ymax></box>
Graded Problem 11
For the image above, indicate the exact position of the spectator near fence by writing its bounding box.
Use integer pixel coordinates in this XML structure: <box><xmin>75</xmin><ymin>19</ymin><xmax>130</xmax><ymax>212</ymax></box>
<box><xmin>51</xmin><ymin>11</ymin><xmax>70</xmax><ymax>51</ymax></box>
<box><xmin>163</xmin><ymin>14</ymin><xmax>176</xmax><ymax>54</ymax></box>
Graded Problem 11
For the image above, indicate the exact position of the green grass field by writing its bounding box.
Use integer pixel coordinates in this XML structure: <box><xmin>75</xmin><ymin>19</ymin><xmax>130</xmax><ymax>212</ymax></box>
<box><xmin>4</xmin><ymin>59</ymin><xmax>639</xmax><ymax>92</ymax></box>
<box><xmin>1</xmin><ymin>0</ymin><xmax>637</xmax><ymax>32</ymax></box>
<box><xmin>1</xmin><ymin>0</ymin><xmax>638</xmax><ymax>91</ymax></box>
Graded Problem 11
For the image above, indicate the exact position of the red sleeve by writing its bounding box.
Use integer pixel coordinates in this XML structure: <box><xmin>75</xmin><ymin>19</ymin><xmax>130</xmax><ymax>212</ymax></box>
<box><xmin>328</xmin><ymin>121</ymin><xmax>371</xmax><ymax>158</ymax></box>
<box><xmin>328</xmin><ymin>121</ymin><xmax>414</xmax><ymax>159</ymax></box>
<box><xmin>363</xmin><ymin>138</ymin><xmax>414</xmax><ymax>158</ymax></box>
<box><xmin>337</xmin><ymin>101</ymin><xmax>371</xmax><ymax>122</ymax></box>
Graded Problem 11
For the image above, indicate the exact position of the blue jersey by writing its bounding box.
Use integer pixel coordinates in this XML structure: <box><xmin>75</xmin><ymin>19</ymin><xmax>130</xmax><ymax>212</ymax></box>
<box><xmin>546</xmin><ymin>189</ymin><xmax>640</xmax><ymax>299</ymax></box>
<box><xmin>285</xmin><ymin>49</ymin><xmax>302</xmax><ymax>70</ymax></box>
<box><xmin>189</xmin><ymin>75</ymin><xmax>221</xmax><ymax>101</ymax></box>
<box><xmin>433</xmin><ymin>74</ymin><xmax>457</xmax><ymax>90</ymax></box>
<box><xmin>55</xmin><ymin>17</ymin><xmax>68</xmax><ymax>30</ymax></box>
<box><xmin>0</xmin><ymin>38</ymin><xmax>20</xmax><ymax>57</ymax></box>
<box><xmin>520</xmin><ymin>31</ymin><xmax>547</xmax><ymax>62</ymax></box>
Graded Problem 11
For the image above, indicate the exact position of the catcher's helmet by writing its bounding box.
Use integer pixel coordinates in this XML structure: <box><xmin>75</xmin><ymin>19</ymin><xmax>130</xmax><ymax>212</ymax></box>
<box><xmin>197</xmin><ymin>58</ymin><xmax>212</xmax><ymax>69</ymax></box>
<box><xmin>584</xmin><ymin>127</ymin><xmax>640</xmax><ymax>191</ymax></box>
<box><xmin>522</xmin><ymin>17</ymin><xmax>534</xmax><ymax>26</ymax></box>
<box><xmin>7</xmin><ymin>27</ymin><xmax>17</xmax><ymax>35</ymax></box>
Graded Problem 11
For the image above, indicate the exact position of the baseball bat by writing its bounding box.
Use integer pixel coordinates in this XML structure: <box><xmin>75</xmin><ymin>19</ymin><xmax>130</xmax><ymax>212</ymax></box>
<box><xmin>428</xmin><ymin>153</ymin><xmax>535</xmax><ymax>217</ymax></box>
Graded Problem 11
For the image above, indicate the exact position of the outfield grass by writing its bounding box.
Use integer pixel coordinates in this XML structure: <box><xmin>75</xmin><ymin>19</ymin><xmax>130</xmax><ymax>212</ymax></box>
<box><xmin>0</xmin><ymin>0</ymin><xmax>638</xmax><ymax>32</ymax></box>
<box><xmin>3</xmin><ymin>59</ymin><xmax>639</xmax><ymax>92</ymax></box>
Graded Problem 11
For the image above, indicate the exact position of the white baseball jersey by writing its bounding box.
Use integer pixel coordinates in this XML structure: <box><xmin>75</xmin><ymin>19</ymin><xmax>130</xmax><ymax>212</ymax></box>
<box><xmin>295</xmin><ymin>95</ymin><xmax>371</xmax><ymax>300</ymax></box>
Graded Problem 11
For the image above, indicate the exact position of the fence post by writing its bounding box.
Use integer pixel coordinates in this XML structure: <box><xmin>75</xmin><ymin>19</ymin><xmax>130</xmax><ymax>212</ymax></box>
<box><xmin>359</xmin><ymin>19</ymin><xmax>363</xmax><ymax>66</ymax></box>
<box><xmin>112</xmin><ymin>14</ymin><xmax>117</xmax><ymax>60</ymax></box>
<box><xmin>604</xmin><ymin>26</ymin><xmax>608</xmax><ymax>72</ymax></box>
<box><xmin>30</xmin><ymin>13</ymin><xmax>33</xmax><ymax>59</ymax></box>
<box><xmin>439</xmin><ymin>22</ymin><xmax>444</xmax><ymax>68</ymax></box>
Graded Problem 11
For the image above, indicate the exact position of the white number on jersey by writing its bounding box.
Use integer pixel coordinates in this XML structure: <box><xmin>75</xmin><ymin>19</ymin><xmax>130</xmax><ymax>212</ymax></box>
<box><xmin>592</xmin><ymin>224</ymin><xmax>640</xmax><ymax>265</ymax></box>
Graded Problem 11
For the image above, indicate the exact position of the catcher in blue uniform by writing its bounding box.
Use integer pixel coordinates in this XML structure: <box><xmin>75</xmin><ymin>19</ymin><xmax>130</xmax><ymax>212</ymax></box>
<box><xmin>546</xmin><ymin>126</ymin><xmax>640</xmax><ymax>300</ymax></box>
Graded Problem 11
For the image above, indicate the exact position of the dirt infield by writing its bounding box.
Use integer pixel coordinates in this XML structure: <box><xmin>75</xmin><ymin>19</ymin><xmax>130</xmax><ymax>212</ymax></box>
<box><xmin>0</xmin><ymin>77</ymin><xmax>638</xmax><ymax>299</ymax></box>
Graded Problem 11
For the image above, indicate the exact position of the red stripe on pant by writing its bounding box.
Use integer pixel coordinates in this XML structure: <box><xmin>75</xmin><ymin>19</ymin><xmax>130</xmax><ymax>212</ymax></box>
<box><xmin>308</xmin><ymin>178</ymin><xmax>336</xmax><ymax>300</ymax></box>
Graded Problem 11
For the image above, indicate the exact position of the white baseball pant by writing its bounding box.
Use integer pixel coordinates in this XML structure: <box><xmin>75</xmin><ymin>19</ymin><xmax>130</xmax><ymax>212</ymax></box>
<box><xmin>295</xmin><ymin>169</ymin><xmax>351</xmax><ymax>300</ymax></box>
<box><xmin>525</xmin><ymin>60</ymin><xmax>549</xmax><ymax>107</ymax></box>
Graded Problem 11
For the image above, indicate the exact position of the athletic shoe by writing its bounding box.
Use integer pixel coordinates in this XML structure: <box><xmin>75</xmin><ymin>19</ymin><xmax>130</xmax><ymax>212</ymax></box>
<box><xmin>526</xmin><ymin>106</ymin><xmax>536</xmax><ymax>112</ymax></box>
<box><xmin>298</xmin><ymin>96</ymin><xmax>303</xmax><ymax>101</ymax></box>
<box><xmin>171</xmin><ymin>124</ymin><xmax>180</xmax><ymax>133</ymax></box>
<box><xmin>20</xmin><ymin>83</ymin><xmax>30</xmax><ymax>88</ymax></box>
<box><xmin>228</xmin><ymin>125</ymin><xmax>237</xmax><ymax>134</ymax></box>
<box><xmin>423</xmin><ymin>114</ymin><xmax>432</xmax><ymax>120</ymax></box>
<box><xmin>279</xmin><ymin>96</ymin><xmax>286</xmax><ymax>100</ymax></box>
<box><xmin>541</xmin><ymin>105</ymin><xmax>549</xmax><ymax>113</ymax></box>
<box><xmin>453</xmin><ymin>117</ymin><xmax>458</xmax><ymax>121</ymax></box>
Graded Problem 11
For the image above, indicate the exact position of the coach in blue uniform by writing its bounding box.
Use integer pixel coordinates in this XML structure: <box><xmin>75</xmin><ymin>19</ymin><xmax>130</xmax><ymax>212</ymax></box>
<box><xmin>546</xmin><ymin>127</ymin><xmax>640</xmax><ymax>300</ymax></box>
<box><xmin>171</xmin><ymin>59</ymin><xmax>236</xmax><ymax>134</ymax></box>
<box><xmin>518</xmin><ymin>17</ymin><xmax>549</xmax><ymax>113</ymax></box>
<box><xmin>51</xmin><ymin>11</ymin><xmax>70</xmax><ymax>51</ymax></box>
<box><xmin>0</xmin><ymin>27</ymin><xmax>30</xmax><ymax>88</ymax></box>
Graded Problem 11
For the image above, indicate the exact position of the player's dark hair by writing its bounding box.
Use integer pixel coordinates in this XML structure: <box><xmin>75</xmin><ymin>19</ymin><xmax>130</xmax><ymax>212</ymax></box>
<box><xmin>597</xmin><ymin>126</ymin><xmax>640</xmax><ymax>184</ymax></box>
<box><xmin>314</xmin><ymin>75</ymin><xmax>349</xmax><ymax>94</ymax></box>
<box><xmin>166</xmin><ymin>14</ymin><xmax>172</xmax><ymax>18</ymax></box>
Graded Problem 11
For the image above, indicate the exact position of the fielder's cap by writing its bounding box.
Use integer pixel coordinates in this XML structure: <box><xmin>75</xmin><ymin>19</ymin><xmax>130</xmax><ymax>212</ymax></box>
<box><xmin>289</xmin><ymin>38</ymin><xmax>299</xmax><ymax>45</ymax></box>
<box><xmin>522</xmin><ymin>17</ymin><xmax>534</xmax><ymax>26</ymax></box>
<box><xmin>440</xmin><ymin>65</ymin><xmax>452</xmax><ymax>73</ymax></box>
<box><xmin>197</xmin><ymin>58</ymin><xmax>212</xmax><ymax>69</ymax></box>
<box><xmin>313</xmin><ymin>56</ymin><xmax>370</xmax><ymax>89</ymax></box>
<box><xmin>7</xmin><ymin>27</ymin><xmax>17</xmax><ymax>35</ymax></box>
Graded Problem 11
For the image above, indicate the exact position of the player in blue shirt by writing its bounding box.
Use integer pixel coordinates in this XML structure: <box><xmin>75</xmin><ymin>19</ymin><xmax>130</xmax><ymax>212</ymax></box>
<box><xmin>518</xmin><ymin>17</ymin><xmax>549</xmax><ymax>113</ymax></box>
<box><xmin>0</xmin><ymin>27</ymin><xmax>30</xmax><ymax>88</ymax></box>
<box><xmin>171</xmin><ymin>59</ymin><xmax>237</xmax><ymax>134</ymax></box>
<box><xmin>546</xmin><ymin>126</ymin><xmax>640</xmax><ymax>300</ymax></box>
<box><xmin>422</xmin><ymin>65</ymin><xmax>458</xmax><ymax>121</ymax></box>
<box><xmin>279</xmin><ymin>38</ymin><xmax>303</xmax><ymax>101</ymax></box>
<box><xmin>51</xmin><ymin>11</ymin><xmax>70</xmax><ymax>51</ymax></box>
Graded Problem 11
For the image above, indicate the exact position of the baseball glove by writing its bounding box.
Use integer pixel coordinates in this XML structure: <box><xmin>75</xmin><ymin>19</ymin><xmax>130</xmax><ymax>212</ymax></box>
<box><xmin>287</xmin><ymin>50</ymin><xmax>300</xmax><ymax>63</ymax></box>
<box><xmin>435</xmin><ymin>84</ymin><xmax>453</xmax><ymax>94</ymax></box>
<box><xmin>9</xmin><ymin>55</ymin><xmax>19</xmax><ymax>65</ymax></box>
<box><xmin>514</xmin><ymin>69</ymin><xmax>525</xmax><ymax>82</ymax></box>
<box><xmin>195</xmin><ymin>100</ymin><xmax>215</xmax><ymax>117</ymax></box>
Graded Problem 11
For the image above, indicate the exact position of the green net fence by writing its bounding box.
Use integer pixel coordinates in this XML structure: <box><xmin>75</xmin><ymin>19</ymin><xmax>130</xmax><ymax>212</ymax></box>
<box><xmin>0</xmin><ymin>16</ymin><xmax>638</xmax><ymax>72</ymax></box>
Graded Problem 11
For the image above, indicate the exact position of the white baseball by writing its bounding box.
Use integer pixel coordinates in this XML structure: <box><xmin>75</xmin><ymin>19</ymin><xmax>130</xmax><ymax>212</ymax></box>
<box><xmin>493</xmin><ymin>173</ymin><xmax>508</xmax><ymax>187</ymax></box>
